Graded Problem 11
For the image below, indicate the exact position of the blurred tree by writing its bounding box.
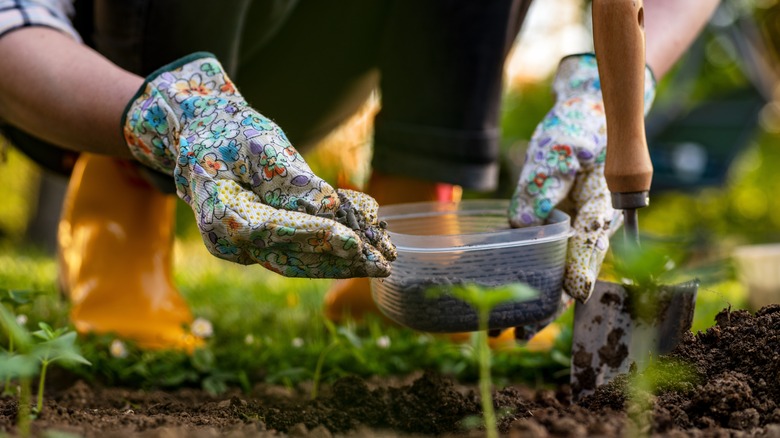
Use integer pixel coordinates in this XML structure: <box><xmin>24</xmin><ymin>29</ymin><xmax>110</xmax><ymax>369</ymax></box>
<box><xmin>641</xmin><ymin>0</ymin><xmax>780</xmax><ymax>249</ymax></box>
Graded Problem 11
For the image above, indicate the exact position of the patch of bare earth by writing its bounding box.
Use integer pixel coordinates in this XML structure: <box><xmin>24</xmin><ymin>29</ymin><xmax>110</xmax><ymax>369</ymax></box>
<box><xmin>2</xmin><ymin>305</ymin><xmax>780</xmax><ymax>437</ymax></box>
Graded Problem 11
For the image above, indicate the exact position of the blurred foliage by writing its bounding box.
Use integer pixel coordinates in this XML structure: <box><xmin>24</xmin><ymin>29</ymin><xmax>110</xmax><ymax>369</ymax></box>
<box><xmin>0</xmin><ymin>137</ymin><xmax>40</xmax><ymax>242</ymax></box>
<box><xmin>0</xmin><ymin>242</ymin><xmax>572</xmax><ymax>392</ymax></box>
<box><xmin>640</xmin><ymin>0</ymin><xmax>780</xmax><ymax>245</ymax></box>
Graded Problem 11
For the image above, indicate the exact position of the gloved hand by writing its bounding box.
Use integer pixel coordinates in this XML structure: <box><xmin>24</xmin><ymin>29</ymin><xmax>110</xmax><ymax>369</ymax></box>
<box><xmin>508</xmin><ymin>53</ymin><xmax>656</xmax><ymax>303</ymax></box>
<box><xmin>122</xmin><ymin>52</ymin><xmax>396</xmax><ymax>278</ymax></box>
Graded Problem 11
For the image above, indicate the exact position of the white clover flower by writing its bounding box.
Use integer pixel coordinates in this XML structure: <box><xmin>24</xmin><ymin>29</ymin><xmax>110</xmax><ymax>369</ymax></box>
<box><xmin>15</xmin><ymin>314</ymin><xmax>27</xmax><ymax>326</ymax></box>
<box><xmin>291</xmin><ymin>337</ymin><xmax>304</xmax><ymax>348</ymax></box>
<box><xmin>191</xmin><ymin>317</ymin><xmax>214</xmax><ymax>338</ymax></box>
<box><xmin>244</xmin><ymin>334</ymin><xmax>255</xmax><ymax>345</ymax></box>
<box><xmin>110</xmin><ymin>339</ymin><xmax>128</xmax><ymax>359</ymax></box>
<box><xmin>376</xmin><ymin>335</ymin><xmax>391</xmax><ymax>349</ymax></box>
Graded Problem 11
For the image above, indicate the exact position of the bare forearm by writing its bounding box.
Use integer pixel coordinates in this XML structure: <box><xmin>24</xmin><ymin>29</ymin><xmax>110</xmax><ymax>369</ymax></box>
<box><xmin>0</xmin><ymin>27</ymin><xmax>142</xmax><ymax>158</ymax></box>
<box><xmin>645</xmin><ymin>0</ymin><xmax>720</xmax><ymax>78</ymax></box>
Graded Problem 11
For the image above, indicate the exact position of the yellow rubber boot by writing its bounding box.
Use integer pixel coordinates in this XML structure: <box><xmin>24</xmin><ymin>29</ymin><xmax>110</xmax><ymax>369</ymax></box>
<box><xmin>58</xmin><ymin>153</ymin><xmax>199</xmax><ymax>350</ymax></box>
<box><xmin>323</xmin><ymin>171</ymin><xmax>463</xmax><ymax>323</ymax></box>
<box><xmin>446</xmin><ymin>323</ymin><xmax>562</xmax><ymax>352</ymax></box>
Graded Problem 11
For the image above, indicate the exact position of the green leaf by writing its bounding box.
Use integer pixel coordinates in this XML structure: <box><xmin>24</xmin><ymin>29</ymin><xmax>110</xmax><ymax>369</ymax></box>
<box><xmin>0</xmin><ymin>289</ymin><xmax>44</xmax><ymax>306</ymax></box>
<box><xmin>0</xmin><ymin>304</ymin><xmax>33</xmax><ymax>351</ymax></box>
<box><xmin>33</xmin><ymin>322</ymin><xmax>68</xmax><ymax>342</ymax></box>
<box><xmin>0</xmin><ymin>352</ymin><xmax>40</xmax><ymax>378</ymax></box>
<box><xmin>34</xmin><ymin>332</ymin><xmax>91</xmax><ymax>366</ymax></box>
<box><xmin>191</xmin><ymin>348</ymin><xmax>215</xmax><ymax>372</ymax></box>
<box><xmin>428</xmin><ymin>282</ymin><xmax>538</xmax><ymax>313</ymax></box>
<box><xmin>550</xmin><ymin>349</ymin><xmax>571</xmax><ymax>367</ymax></box>
<box><xmin>611</xmin><ymin>237</ymin><xmax>687</xmax><ymax>287</ymax></box>
<box><xmin>336</xmin><ymin>326</ymin><xmax>363</xmax><ymax>349</ymax></box>
<box><xmin>266</xmin><ymin>367</ymin><xmax>309</xmax><ymax>384</ymax></box>
<box><xmin>159</xmin><ymin>370</ymin><xmax>197</xmax><ymax>387</ymax></box>
<box><xmin>202</xmin><ymin>375</ymin><xmax>228</xmax><ymax>395</ymax></box>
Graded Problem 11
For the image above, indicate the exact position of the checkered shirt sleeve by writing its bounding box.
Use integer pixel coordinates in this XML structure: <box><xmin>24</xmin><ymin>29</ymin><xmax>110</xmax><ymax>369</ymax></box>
<box><xmin>0</xmin><ymin>0</ymin><xmax>80</xmax><ymax>41</ymax></box>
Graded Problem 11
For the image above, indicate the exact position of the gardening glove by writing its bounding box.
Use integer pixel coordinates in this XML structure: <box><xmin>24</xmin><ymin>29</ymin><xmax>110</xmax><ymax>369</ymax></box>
<box><xmin>122</xmin><ymin>52</ymin><xmax>396</xmax><ymax>278</ymax></box>
<box><xmin>508</xmin><ymin>53</ymin><xmax>656</xmax><ymax>303</ymax></box>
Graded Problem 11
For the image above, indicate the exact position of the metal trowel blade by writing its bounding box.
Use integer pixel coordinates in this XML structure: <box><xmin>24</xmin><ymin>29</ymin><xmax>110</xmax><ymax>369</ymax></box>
<box><xmin>570</xmin><ymin>279</ymin><xmax>698</xmax><ymax>401</ymax></box>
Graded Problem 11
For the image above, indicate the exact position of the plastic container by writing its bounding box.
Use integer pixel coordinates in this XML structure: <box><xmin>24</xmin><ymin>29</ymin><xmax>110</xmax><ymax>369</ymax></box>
<box><xmin>733</xmin><ymin>243</ymin><xmax>780</xmax><ymax>311</ymax></box>
<box><xmin>370</xmin><ymin>199</ymin><xmax>572</xmax><ymax>333</ymax></box>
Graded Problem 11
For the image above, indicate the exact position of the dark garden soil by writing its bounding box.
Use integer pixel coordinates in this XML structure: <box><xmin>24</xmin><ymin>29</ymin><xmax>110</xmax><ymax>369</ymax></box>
<box><xmin>2</xmin><ymin>305</ymin><xmax>780</xmax><ymax>437</ymax></box>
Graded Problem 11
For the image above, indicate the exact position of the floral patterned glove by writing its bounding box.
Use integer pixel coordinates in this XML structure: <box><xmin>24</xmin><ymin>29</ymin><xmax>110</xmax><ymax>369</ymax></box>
<box><xmin>508</xmin><ymin>54</ymin><xmax>655</xmax><ymax>302</ymax></box>
<box><xmin>122</xmin><ymin>52</ymin><xmax>396</xmax><ymax>278</ymax></box>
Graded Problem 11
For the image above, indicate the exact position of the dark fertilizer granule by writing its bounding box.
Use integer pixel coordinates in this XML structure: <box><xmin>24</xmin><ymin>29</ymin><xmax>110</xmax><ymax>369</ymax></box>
<box><xmin>383</xmin><ymin>270</ymin><xmax>563</xmax><ymax>333</ymax></box>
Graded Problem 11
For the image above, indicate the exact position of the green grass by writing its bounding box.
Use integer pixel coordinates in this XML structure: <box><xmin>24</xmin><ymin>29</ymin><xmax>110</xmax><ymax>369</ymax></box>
<box><xmin>0</xmin><ymin>232</ymin><xmax>745</xmax><ymax>394</ymax></box>
<box><xmin>0</xmin><ymin>225</ymin><xmax>575</xmax><ymax>393</ymax></box>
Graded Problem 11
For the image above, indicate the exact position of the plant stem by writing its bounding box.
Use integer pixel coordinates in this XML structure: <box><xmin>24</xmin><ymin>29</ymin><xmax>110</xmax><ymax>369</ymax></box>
<box><xmin>36</xmin><ymin>361</ymin><xmax>48</xmax><ymax>413</ymax></box>
<box><xmin>310</xmin><ymin>341</ymin><xmax>338</xmax><ymax>400</ymax></box>
<box><xmin>1</xmin><ymin>378</ymin><xmax>10</xmax><ymax>396</ymax></box>
<box><xmin>477</xmin><ymin>307</ymin><xmax>498</xmax><ymax>438</ymax></box>
<box><xmin>2</xmin><ymin>337</ymin><xmax>13</xmax><ymax>396</ymax></box>
<box><xmin>18</xmin><ymin>376</ymin><xmax>31</xmax><ymax>438</ymax></box>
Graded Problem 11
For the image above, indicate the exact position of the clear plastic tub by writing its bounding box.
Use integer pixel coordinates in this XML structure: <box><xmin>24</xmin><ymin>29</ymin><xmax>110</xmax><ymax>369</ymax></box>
<box><xmin>370</xmin><ymin>199</ymin><xmax>572</xmax><ymax>333</ymax></box>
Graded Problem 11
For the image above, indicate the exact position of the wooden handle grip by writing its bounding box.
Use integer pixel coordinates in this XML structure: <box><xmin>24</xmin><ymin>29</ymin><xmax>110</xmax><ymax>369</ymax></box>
<box><xmin>593</xmin><ymin>0</ymin><xmax>652</xmax><ymax>194</ymax></box>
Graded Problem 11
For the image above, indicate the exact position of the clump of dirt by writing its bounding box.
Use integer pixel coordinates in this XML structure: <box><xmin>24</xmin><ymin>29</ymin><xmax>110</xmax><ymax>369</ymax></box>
<box><xmin>234</xmin><ymin>373</ymin><xmax>480</xmax><ymax>435</ymax></box>
<box><xmin>2</xmin><ymin>306</ymin><xmax>780</xmax><ymax>437</ymax></box>
<box><xmin>662</xmin><ymin>304</ymin><xmax>780</xmax><ymax>430</ymax></box>
<box><xmin>583</xmin><ymin>304</ymin><xmax>780</xmax><ymax>435</ymax></box>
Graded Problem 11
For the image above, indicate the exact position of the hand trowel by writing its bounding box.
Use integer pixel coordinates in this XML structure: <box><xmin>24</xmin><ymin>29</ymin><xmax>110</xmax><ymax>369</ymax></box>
<box><xmin>570</xmin><ymin>0</ymin><xmax>698</xmax><ymax>401</ymax></box>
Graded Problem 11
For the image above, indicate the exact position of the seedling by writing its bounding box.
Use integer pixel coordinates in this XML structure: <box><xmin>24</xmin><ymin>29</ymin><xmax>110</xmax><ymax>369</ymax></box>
<box><xmin>1</xmin><ymin>289</ymin><xmax>44</xmax><ymax>396</ymax></box>
<box><xmin>310</xmin><ymin>319</ymin><xmax>364</xmax><ymax>400</ymax></box>
<box><xmin>610</xmin><ymin>237</ymin><xmax>686</xmax><ymax>294</ymax></box>
<box><xmin>30</xmin><ymin>322</ymin><xmax>91</xmax><ymax>413</ymax></box>
<box><xmin>607</xmin><ymin>237</ymin><xmax>699</xmax><ymax>437</ymax></box>
<box><xmin>0</xmin><ymin>305</ymin><xmax>90</xmax><ymax>437</ymax></box>
<box><xmin>428</xmin><ymin>282</ymin><xmax>537</xmax><ymax>438</ymax></box>
<box><xmin>0</xmin><ymin>304</ymin><xmax>36</xmax><ymax>437</ymax></box>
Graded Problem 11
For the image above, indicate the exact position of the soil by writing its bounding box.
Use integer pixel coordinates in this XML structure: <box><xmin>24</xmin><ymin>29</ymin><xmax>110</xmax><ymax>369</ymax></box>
<box><xmin>2</xmin><ymin>305</ymin><xmax>780</xmax><ymax>438</ymax></box>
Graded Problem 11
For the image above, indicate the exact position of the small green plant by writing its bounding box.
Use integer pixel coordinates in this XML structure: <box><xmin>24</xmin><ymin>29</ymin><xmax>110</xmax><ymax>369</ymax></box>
<box><xmin>0</xmin><ymin>303</ymin><xmax>36</xmax><ymax>437</ymax></box>
<box><xmin>310</xmin><ymin>319</ymin><xmax>364</xmax><ymax>400</ymax></box>
<box><xmin>609</xmin><ymin>237</ymin><xmax>686</xmax><ymax>289</ymax></box>
<box><xmin>0</xmin><ymin>305</ymin><xmax>90</xmax><ymax>437</ymax></box>
<box><xmin>30</xmin><ymin>322</ymin><xmax>91</xmax><ymax>412</ymax></box>
<box><xmin>624</xmin><ymin>357</ymin><xmax>700</xmax><ymax>437</ymax></box>
<box><xmin>608</xmin><ymin>237</ymin><xmax>702</xmax><ymax>437</ymax></box>
<box><xmin>428</xmin><ymin>282</ymin><xmax>537</xmax><ymax>438</ymax></box>
<box><xmin>1</xmin><ymin>289</ymin><xmax>44</xmax><ymax>396</ymax></box>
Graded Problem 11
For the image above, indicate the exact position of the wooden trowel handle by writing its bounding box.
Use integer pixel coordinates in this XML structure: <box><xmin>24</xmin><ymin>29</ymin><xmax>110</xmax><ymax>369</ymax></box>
<box><xmin>593</xmin><ymin>0</ymin><xmax>652</xmax><ymax>196</ymax></box>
